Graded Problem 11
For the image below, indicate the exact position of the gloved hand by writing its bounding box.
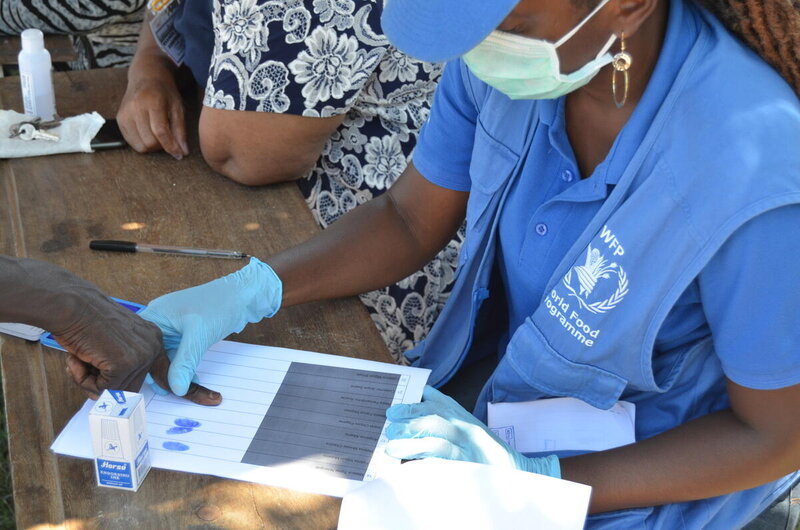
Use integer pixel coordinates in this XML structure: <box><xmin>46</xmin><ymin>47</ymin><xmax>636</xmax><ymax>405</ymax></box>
<box><xmin>138</xmin><ymin>257</ymin><xmax>282</xmax><ymax>396</ymax></box>
<box><xmin>385</xmin><ymin>386</ymin><xmax>561</xmax><ymax>477</ymax></box>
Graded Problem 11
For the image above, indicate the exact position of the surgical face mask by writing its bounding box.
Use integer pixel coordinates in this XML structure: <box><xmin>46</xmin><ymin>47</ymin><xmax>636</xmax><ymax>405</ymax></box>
<box><xmin>463</xmin><ymin>0</ymin><xmax>617</xmax><ymax>100</ymax></box>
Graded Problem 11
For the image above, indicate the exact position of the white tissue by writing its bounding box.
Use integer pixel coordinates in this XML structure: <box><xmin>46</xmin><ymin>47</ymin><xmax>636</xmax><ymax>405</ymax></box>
<box><xmin>0</xmin><ymin>110</ymin><xmax>105</xmax><ymax>158</ymax></box>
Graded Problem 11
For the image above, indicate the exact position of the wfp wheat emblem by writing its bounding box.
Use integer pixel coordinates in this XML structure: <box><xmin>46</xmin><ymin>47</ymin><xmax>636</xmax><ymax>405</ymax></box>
<box><xmin>563</xmin><ymin>245</ymin><xmax>629</xmax><ymax>314</ymax></box>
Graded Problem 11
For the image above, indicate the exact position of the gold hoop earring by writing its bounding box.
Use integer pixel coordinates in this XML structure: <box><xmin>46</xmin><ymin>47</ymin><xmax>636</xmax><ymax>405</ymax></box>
<box><xmin>612</xmin><ymin>32</ymin><xmax>632</xmax><ymax>108</ymax></box>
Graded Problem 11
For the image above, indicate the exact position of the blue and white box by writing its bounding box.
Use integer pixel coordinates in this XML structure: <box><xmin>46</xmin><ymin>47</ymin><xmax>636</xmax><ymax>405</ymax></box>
<box><xmin>89</xmin><ymin>390</ymin><xmax>151</xmax><ymax>491</ymax></box>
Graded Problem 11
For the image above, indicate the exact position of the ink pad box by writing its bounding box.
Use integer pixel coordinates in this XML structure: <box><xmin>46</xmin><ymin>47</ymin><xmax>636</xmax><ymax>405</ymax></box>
<box><xmin>89</xmin><ymin>390</ymin><xmax>151</xmax><ymax>491</ymax></box>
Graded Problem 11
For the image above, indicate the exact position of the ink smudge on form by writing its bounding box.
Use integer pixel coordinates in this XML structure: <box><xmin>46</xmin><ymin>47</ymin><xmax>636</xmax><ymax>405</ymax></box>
<box><xmin>162</xmin><ymin>441</ymin><xmax>190</xmax><ymax>452</ymax></box>
<box><xmin>174</xmin><ymin>418</ymin><xmax>201</xmax><ymax>429</ymax></box>
<box><xmin>167</xmin><ymin>418</ymin><xmax>202</xmax><ymax>434</ymax></box>
<box><xmin>167</xmin><ymin>426</ymin><xmax>194</xmax><ymax>435</ymax></box>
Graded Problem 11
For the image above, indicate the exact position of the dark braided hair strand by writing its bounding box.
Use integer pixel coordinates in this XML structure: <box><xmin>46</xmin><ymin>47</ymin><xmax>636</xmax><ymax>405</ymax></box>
<box><xmin>696</xmin><ymin>0</ymin><xmax>800</xmax><ymax>95</ymax></box>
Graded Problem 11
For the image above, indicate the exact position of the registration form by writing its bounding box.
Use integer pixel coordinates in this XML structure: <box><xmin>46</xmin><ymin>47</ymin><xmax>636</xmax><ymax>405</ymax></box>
<box><xmin>52</xmin><ymin>340</ymin><xmax>430</xmax><ymax>497</ymax></box>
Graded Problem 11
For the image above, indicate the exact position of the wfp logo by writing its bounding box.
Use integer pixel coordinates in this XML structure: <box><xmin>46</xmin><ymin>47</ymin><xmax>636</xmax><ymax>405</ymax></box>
<box><xmin>563</xmin><ymin>243</ymin><xmax>628</xmax><ymax>315</ymax></box>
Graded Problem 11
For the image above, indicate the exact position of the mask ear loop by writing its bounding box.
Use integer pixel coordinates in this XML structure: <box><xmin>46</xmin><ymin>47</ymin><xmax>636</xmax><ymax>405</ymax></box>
<box><xmin>612</xmin><ymin>32</ymin><xmax>633</xmax><ymax>108</ymax></box>
<box><xmin>554</xmin><ymin>0</ymin><xmax>614</xmax><ymax>48</ymax></box>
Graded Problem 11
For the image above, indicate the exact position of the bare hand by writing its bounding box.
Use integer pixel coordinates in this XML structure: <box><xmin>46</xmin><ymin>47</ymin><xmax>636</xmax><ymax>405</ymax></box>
<box><xmin>117</xmin><ymin>64</ymin><xmax>189</xmax><ymax>160</ymax></box>
<box><xmin>57</xmin><ymin>313</ymin><xmax>221</xmax><ymax>406</ymax></box>
<box><xmin>4</xmin><ymin>258</ymin><xmax>221</xmax><ymax>405</ymax></box>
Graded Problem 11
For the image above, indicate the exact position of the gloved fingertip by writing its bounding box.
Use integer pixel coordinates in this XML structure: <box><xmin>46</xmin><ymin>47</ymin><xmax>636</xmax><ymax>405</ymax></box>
<box><xmin>383</xmin><ymin>440</ymin><xmax>407</xmax><ymax>460</ymax></box>
<box><xmin>384</xmin><ymin>422</ymin><xmax>404</xmax><ymax>439</ymax></box>
<box><xmin>385</xmin><ymin>403</ymin><xmax>402</xmax><ymax>418</ymax></box>
<box><xmin>385</xmin><ymin>403</ymin><xmax>412</xmax><ymax>421</ymax></box>
<box><xmin>168</xmin><ymin>335</ymin><xmax>205</xmax><ymax>397</ymax></box>
<box><xmin>167</xmin><ymin>371</ymin><xmax>190</xmax><ymax>397</ymax></box>
<box><xmin>384</xmin><ymin>438</ymin><xmax>431</xmax><ymax>461</ymax></box>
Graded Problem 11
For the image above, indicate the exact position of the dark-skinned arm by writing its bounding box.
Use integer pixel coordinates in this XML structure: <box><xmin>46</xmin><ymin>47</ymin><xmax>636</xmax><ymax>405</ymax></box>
<box><xmin>0</xmin><ymin>256</ymin><xmax>219</xmax><ymax>405</ymax></box>
<box><xmin>267</xmin><ymin>162</ymin><xmax>468</xmax><ymax>306</ymax></box>
<box><xmin>561</xmin><ymin>380</ymin><xmax>800</xmax><ymax>513</ymax></box>
<box><xmin>198</xmin><ymin>106</ymin><xmax>345</xmax><ymax>186</ymax></box>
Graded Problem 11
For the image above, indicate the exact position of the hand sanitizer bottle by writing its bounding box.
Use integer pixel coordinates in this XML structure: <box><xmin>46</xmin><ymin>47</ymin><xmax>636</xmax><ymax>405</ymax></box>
<box><xmin>18</xmin><ymin>29</ymin><xmax>57</xmax><ymax>121</ymax></box>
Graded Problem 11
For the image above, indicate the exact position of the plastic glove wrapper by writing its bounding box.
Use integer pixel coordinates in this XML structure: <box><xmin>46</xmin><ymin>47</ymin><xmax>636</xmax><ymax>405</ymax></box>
<box><xmin>338</xmin><ymin>458</ymin><xmax>591</xmax><ymax>530</ymax></box>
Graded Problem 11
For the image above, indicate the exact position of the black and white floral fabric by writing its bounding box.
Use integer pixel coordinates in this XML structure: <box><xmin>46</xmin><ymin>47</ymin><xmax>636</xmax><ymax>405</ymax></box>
<box><xmin>203</xmin><ymin>0</ymin><xmax>463</xmax><ymax>361</ymax></box>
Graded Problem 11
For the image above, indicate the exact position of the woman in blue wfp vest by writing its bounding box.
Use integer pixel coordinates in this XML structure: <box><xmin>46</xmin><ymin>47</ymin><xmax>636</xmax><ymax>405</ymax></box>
<box><xmin>136</xmin><ymin>0</ymin><xmax>800</xmax><ymax>526</ymax></box>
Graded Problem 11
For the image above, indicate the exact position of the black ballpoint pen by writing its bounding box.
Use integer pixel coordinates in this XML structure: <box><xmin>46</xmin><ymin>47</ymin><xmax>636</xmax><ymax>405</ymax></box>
<box><xmin>89</xmin><ymin>240</ymin><xmax>248</xmax><ymax>259</ymax></box>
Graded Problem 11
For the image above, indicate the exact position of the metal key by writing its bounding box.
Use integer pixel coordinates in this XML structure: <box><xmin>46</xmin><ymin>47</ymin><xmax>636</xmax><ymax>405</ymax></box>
<box><xmin>9</xmin><ymin>117</ymin><xmax>61</xmax><ymax>138</ymax></box>
<box><xmin>9</xmin><ymin>120</ymin><xmax>36</xmax><ymax>138</ymax></box>
<box><xmin>18</xmin><ymin>123</ymin><xmax>60</xmax><ymax>141</ymax></box>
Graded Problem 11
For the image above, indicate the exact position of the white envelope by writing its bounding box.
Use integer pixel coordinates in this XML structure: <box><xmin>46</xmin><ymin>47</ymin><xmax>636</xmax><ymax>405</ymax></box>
<box><xmin>488</xmin><ymin>397</ymin><xmax>636</xmax><ymax>453</ymax></box>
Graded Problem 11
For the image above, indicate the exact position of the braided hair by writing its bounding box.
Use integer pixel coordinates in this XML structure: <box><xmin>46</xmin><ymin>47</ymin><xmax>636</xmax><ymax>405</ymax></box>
<box><xmin>696</xmin><ymin>0</ymin><xmax>800</xmax><ymax>95</ymax></box>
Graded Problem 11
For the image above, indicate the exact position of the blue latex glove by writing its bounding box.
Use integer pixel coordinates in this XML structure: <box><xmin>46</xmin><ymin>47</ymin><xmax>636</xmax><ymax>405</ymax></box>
<box><xmin>385</xmin><ymin>386</ymin><xmax>561</xmax><ymax>477</ymax></box>
<box><xmin>138</xmin><ymin>257</ymin><xmax>282</xmax><ymax>396</ymax></box>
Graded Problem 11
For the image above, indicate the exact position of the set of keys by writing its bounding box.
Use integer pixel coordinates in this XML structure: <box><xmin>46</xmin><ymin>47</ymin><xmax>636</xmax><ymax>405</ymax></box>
<box><xmin>8</xmin><ymin>117</ymin><xmax>61</xmax><ymax>142</ymax></box>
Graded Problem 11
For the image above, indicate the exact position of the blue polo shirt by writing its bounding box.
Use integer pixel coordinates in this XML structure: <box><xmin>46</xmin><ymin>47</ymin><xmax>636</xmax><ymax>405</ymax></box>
<box><xmin>414</xmin><ymin>2</ymin><xmax>800</xmax><ymax>390</ymax></box>
<box><xmin>411</xmin><ymin>0</ymin><xmax>800</xmax><ymax>527</ymax></box>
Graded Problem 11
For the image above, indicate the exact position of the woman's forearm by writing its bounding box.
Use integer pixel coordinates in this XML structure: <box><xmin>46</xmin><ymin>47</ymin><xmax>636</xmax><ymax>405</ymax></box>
<box><xmin>269</xmin><ymin>194</ymin><xmax>444</xmax><ymax>307</ymax></box>
<box><xmin>129</xmin><ymin>11</ymin><xmax>180</xmax><ymax>79</ymax></box>
<box><xmin>561</xmin><ymin>406</ymin><xmax>800</xmax><ymax>514</ymax></box>
<box><xmin>267</xmin><ymin>165</ymin><xmax>467</xmax><ymax>308</ymax></box>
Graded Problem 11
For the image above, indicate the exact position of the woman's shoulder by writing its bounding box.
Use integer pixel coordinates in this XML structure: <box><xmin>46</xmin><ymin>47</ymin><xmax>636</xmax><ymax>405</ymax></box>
<box><xmin>652</xmin><ymin>9</ymin><xmax>800</xmax><ymax>190</ymax></box>
<box><xmin>642</xmin><ymin>14</ymin><xmax>800</xmax><ymax>238</ymax></box>
<box><xmin>671</xmin><ymin>5</ymin><xmax>800</xmax><ymax>144</ymax></box>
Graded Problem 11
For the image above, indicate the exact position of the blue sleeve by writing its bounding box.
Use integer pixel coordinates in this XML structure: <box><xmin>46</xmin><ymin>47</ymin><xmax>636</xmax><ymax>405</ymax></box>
<box><xmin>699</xmin><ymin>204</ymin><xmax>800</xmax><ymax>389</ymax></box>
<box><xmin>412</xmin><ymin>60</ymin><xmax>479</xmax><ymax>192</ymax></box>
<box><xmin>174</xmin><ymin>0</ymin><xmax>215</xmax><ymax>87</ymax></box>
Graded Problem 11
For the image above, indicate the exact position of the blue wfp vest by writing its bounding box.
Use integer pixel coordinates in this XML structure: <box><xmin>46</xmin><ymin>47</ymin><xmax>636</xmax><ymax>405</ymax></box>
<box><xmin>406</xmin><ymin>1</ymin><xmax>800</xmax><ymax>527</ymax></box>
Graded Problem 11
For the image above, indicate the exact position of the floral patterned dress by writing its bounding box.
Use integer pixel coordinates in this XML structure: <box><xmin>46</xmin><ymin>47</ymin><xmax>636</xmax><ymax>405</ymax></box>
<box><xmin>199</xmin><ymin>0</ymin><xmax>464</xmax><ymax>361</ymax></box>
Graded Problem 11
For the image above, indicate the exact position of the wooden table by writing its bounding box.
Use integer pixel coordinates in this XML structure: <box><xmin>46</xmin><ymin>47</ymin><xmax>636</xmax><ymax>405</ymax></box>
<box><xmin>0</xmin><ymin>68</ymin><xmax>391</xmax><ymax>529</ymax></box>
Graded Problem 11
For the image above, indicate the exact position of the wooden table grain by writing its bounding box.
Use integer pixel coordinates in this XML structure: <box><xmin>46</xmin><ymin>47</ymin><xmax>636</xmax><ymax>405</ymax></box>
<box><xmin>0</xmin><ymin>68</ymin><xmax>391</xmax><ymax>529</ymax></box>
